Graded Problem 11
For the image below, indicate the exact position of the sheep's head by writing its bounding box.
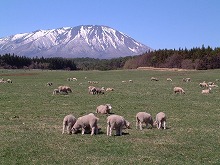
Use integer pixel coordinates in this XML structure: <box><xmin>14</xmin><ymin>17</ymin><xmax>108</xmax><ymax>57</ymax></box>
<box><xmin>153</xmin><ymin>121</ymin><xmax>158</xmax><ymax>128</ymax></box>
<box><xmin>125</xmin><ymin>120</ymin><xmax>131</xmax><ymax>129</ymax></box>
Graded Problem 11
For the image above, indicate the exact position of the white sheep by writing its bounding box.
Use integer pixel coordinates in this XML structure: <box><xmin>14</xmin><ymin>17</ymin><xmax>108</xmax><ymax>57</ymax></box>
<box><xmin>88</xmin><ymin>86</ymin><xmax>96</xmax><ymax>94</ymax></box>
<box><xmin>96</xmin><ymin>104</ymin><xmax>112</xmax><ymax>114</ymax></box>
<box><xmin>95</xmin><ymin>87</ymin><xmax>105</xmax><ymax>94</ymax></box>
<box><xmin>182</xmin><ymin>78</ymin><xmax>191</xmax><ymax>82</ymax></box>
<box><xmin>129</xmin><ymin>80</ymin><xmax>133</xmax><ymax>83</ymax></box>
<box><xmin>58</xmin><ymin>85</ymin><xmax>72</xmax><ymax>94</ymax></box>
<box><xmin>72</xmin><ymin>78</ymin><xmax>77</xmax><ymax>81</ymax></box>
<box><xmin>136</xmin><ymin>112</ymin><xmax>153</xmax><ymax>130</ymax></box>
<box><xmin>202</xmin><ymin>88</ymin><xmax>211</xmax><ymax>94</ymax></box>
<box><xmin>62</xmin><ymin>114</ymin><xmax>77</xmax><ymax>134</ymax></box>
<box><xmin>7</xmin><ymin>79</ymin><xmax>12</xmax><ymax>83</ymax></box>
<box><xmin>173</xmin><ymin>87</ymin><xmax>185</xmax><ymax>94</ymax></box>
<box><xmin>154</xmin><ymin>112</ymin><xmax>166</xmax><ymax>129</ymax></box>
<box><xmin>167</xmin><ymin>78</ymin><xmax>172</xmax><ymax>81</ymax></box>
<box><xmin>46</xmin><ymin>82</ymin><xmax>53</xmax><ymax>86</ymax></box>
<box><xmin>199</xmin><ymin>82</ymin><xmax>208</xmax><ymax>88</ymax></box>
<box><xmin>72</xmin><ymin>113</ymin><xmax>99</xmax><ymax>135</ymax></box>
<box><xmin>151</xmin><ymin>77</ymin><xmax>159</xmax><ymax>81</ymax></box>
<box><xmin>106</xmin><ymin>115</ymin><xmax>130</xmax><ymax>136</ymax></box>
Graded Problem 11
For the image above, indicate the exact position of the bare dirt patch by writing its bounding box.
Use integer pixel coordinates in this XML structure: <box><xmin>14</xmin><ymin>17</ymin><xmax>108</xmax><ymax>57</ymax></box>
<box><xmin>137</xmin><ymin>67</ymin><xmax>195</xmax><ymax>71</ymax></box>
<box><xmin>0</xmin><ymin>73</ymin><xmax>39</xmax><ymax>76</ymax></box>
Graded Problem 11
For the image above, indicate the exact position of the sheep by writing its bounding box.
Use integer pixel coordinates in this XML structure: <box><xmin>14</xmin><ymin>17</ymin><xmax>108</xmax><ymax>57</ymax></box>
<box><xmin>199</xmin><ymin>82</ymin><xmax>208</xmax><ymax>88</ymax></box>
<box><xmin>62</xmin><ymin>114</ymin><xmax>77</xmax><ymax>134</ymax></box>
<box><xmin>129</xmin><ymin>80</ymin><xmax>133</xmax><ymax>83</ymax></box>
<box><xmin>151</xmin><ymin>77</ymin><xmax>159</xmax><ymax>81</ymax></box>
<box><xmin>136</xmin><ymin>112</ymin><xmax>154</xmax><ymax>130</ymax></box>
<box><xmin>154</xmin><ymin>112</ymin><xmax>166</xmax><ymax>129</ymax></box>
<box><xmin>182</xmin><ymin>78</ymin><xmax>191</xmax><ymax>82</ymax></box>
<box><xmin>53</xmin><ymin>88</ymin><xmax>60</xmax><ymax>95</ymax></box>
<box><xmin>202</xmin><ymin>88</ymin><xmax>211</xmax><ymax>94</ymax></box>
<box><xmin>72</xmin><ymin>113</ymin><xmax>99</xmax><ymax>135</ymax></box>
<box><xmin>96</xmin><ymin>104</ymin><xmax>112</xmax><ymax>114</ymax></box>
<box><xmin>88</xmin><ymin>86</ymin><xmax>96</xmax><ymax>94</ymax></box>
<box><xmin>173</xmin><ymin>87</ymin><xmax>185</xmax><ymax>94</ymax></box>
<box><xmin>106</xmin><ymin>88</ymin><xmax>114</xmax><ymax>91</ymax></box>
<box><xmin>106</xmin><ymin>115</ymin><xmax>130</xmax><ymax>136</ymax></box>
<box><xmin>122</xmin><ymin>81</ymin><xmax>126</xmax><ymax>83</ymax></box>
<box><xmin>95</xmin><ymin>87</ymin><xmax>105</xmax><ymax>94</ymax></box>
<box><xmin>7</xmin><ymin>79</ymin><xmax>12</xmax><ymax>83</ymax></box>
<box><xmin>72</xmin><ymin>78</ymin><xmax>77</xmax><ymax>81</ymax></box>
<box><xmin>167</xmin><ymin>78</ymin><xmax>172</xmax><ymax>81</ymax></box>
<box><xmin>46</xmin><ymin>82</ymin><xmax>53</xmax><ymax>86</ymax></box>
<box><xmin>58</xmin><ymin>85</ymin><xmax>72</xmax><ymax>94</ymax></box>
<box><xmin>209</xmin><ymin>84</ymin><xmax>218</xmax><ymax>88</ymax></box>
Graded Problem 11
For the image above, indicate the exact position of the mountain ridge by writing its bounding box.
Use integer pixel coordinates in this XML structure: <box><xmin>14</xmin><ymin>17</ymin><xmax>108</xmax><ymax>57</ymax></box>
<box><xmin>0</xmin><ymin>25</ymin><xmax>153</xmax><ymax>59</ymax></box>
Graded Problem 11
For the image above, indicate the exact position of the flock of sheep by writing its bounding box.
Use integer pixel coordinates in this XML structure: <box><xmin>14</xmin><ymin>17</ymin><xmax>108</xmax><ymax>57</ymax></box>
<box><xmin>62</xmin><ymin>104</ymin><xmax>166</xmax><ymax>136</ymax></box>
<box><xmin>49</xmin><ymin>75</ymin><xmax>218</xmax><ymax>136</ymax></box>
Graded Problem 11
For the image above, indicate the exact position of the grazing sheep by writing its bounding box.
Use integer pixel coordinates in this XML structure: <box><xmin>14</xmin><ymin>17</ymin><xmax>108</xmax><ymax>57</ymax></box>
<box><xmin>167</xmin><ymin>78</ymin><xmax>172</xmax><ymax>81</ymax></box>
<box><xmin>106</xmin><ymin>115</ymin><xmax>130</xmax><ymax>136</ymax></box>
<box><xmin>58</xmin><ymin>85</ymin><xmax>72</xmax><ymax>94</ymax></box>
<box><xmin>202</xmin><ymin>88</ymin><xmax>211</xmax><ymax>94</ymax></box>
<box><xmin>95</xmin><ymin>87</ymin><xmax>105</xmax><ymax>94</ymax></box>
<box><xmin>208</xmin><ymin>82</ymin><xmax>214</xmax><ymax>85</ymax></box>
<box><xmin>151</xmin><ymin>77</ymin><xmax>159</xmax><ymax>81</ymax></box>
<box><xmin>46</xmin><ymin>82</ymin><xmax>53</xmax><ymax>86</ymax></box>
<box><xmin>209</xmin><ymin>84</ymin><xmax>218</xmax><ymax>88</ymax></box>
<box><xmin>199</xmin><ymin>82</ymin><xmax>208</xmax><ymax>88</ymax></box>
<box><xmin>53</xmin><ymin>89</ymin><xmax>60</xmax><ymax>95</ymax></box>
<box><xmin>72</xmin><ymin>78</ymin><xmax>77</xmax><ymax>81</ymax></box>
<box><xmin>182</xmin><ymin>78</ymin><xmax>191</xmax><ymax>82</ymax></box>
<box><xmin>96</xmin><ymin>104</ymin><xmax>112</xmax><ymax>114</ymax></box>
<box><xmin>154</xmin><ymin>112</ymin><xmax>166</xmax><ymax>129</ymax></box>
<box><xmin>136</xmin><ymin>112</ymin><xmax>153</xmax><ymax>130</ymax></box>
<box><xmin>122</xmin><ymin>81</ymin><xmax>126</xmax><ymax>83</ymax></box>
<box><xmin>62</xmin><ymin>114</ymin><xmax>77</xmax><ymax>134</ymax></box>
<box><xmin>173</xmin><ymin>87</ymin><xmax>185</xmax><ymax>94</ymax></box>
<box><xmin>88</xmin><ymin>86</ymin><xmax>96</xmax><ymax>94</ymax></box>
<box><xmin>129</xmin><ymin>80</ymin><xmax>133</xmax><ymax>83</ymax></box>
<box><xmin>106</xmin><ymin>88</ymin><xmax>114</xmax><ymax>91</ymax></box>
<box><xmin>72</xmin><ymin>113</ymin><xmax>99</xmax><ymax>135</ymax></box>
<box><xmin>7</xmin><ymin>79</ymin><xmax>12</xmax><ymax>83</ymax></box>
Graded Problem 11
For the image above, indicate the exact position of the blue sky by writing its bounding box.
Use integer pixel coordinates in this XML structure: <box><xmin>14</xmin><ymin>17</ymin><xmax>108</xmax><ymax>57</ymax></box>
<box><xmin>0</xmin><ymin>0</ymin><xmax>219</xmax><ymax>50</ymax></box>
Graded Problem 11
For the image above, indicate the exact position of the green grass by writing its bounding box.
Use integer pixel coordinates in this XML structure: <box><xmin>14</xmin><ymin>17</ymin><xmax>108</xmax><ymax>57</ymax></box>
<box><xmin>0</xmin><ymin>69</ymin><xmax>220</xmax><ymax>164</ymax></box>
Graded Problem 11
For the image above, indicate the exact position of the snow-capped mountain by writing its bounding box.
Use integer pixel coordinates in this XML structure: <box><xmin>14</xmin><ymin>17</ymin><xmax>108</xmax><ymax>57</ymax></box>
<box><xmin>0</xmin><ymin>25</ymin><xmax>153</xmax><ymax>59</ymax></box>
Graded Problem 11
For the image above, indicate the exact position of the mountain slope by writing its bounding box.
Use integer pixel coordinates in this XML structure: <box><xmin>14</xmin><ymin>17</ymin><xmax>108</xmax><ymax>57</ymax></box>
<box><xmin>0</xmin><ymin>25</ymin><xmax>153</xmax><ymax>59</ymax></box>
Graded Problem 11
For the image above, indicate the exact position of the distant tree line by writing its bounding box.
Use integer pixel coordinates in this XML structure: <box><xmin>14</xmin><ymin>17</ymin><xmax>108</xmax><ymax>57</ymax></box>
<box><xmin>123</xmin><ymin>45</ymin><xmax>220</xmax><ymax>70</ymax></box>
<box><xmin>1</xmin><ymin>46</ymin><xmax>220</xmax><ymax>70</ymax></box>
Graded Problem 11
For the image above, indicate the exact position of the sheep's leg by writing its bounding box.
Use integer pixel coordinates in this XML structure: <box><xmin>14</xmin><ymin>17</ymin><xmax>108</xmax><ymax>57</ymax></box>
<box><xmin>163</xmin><ymin>121</ymin><xmax>166</xmax><ymax>129</ymax></box>
<box><xmin>82</xmin><ymin>127</ymin><xmax>85</xmax><ymax>135</ymax></box>
<box><xmin>107</xmin><ymin>124</ymin><xmax>110</xmax><ymax>136</ymax></box>
<box><xmin>62</xmin><ymin>124</ymin><xmax>66</xmax><ymax>134</ymax></box>
<box><xmin>139</xmin><ymin>122</ymin><xmax>143</xmax><ymax>130</ymax></box>
<box><xmin>136</xmin><ymin>120</ymin><xmax>139</xmax><ymax>129</ymax></box>
<box><xmin>119</xmin><ymin>126</ymin><xmax>123</xmax><ymax>136</ymax></box>
<box><xmin>109</xmin><ymin>127</ymin><xmax>113</xmax><ymax>136</ymax></box>
<box><xmin>158</xmin><ymin>122</ymin><xmax>161</xmax><ymax>129</ymax></box>
<box><xmin>91</xmin><ymin>127</ymin><xmax>95</xmax><ymax>136</ymax></box>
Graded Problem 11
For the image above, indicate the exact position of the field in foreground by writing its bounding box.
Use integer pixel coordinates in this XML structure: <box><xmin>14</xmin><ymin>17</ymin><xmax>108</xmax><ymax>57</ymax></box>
<box><xmin>0</xmin><ymin>69</ymin><xmax>220</xmax><ymax>164</ymax></box>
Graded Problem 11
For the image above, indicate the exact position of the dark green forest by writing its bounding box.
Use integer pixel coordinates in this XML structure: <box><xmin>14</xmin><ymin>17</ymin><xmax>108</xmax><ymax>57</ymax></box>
<box><xmin>1</xmin><ymin>45</ymin><xmax>220</xmax><ymax>70</ymax></box>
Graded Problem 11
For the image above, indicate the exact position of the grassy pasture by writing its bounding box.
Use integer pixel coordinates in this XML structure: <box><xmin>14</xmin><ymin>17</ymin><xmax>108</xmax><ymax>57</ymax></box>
<box><xmin>0</xmin><ymin>69</ymin><xmax>220</xmax><ymax>164</ymax></box>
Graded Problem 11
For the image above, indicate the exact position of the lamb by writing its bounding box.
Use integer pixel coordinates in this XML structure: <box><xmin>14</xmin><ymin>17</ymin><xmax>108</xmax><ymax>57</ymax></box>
<box><xmin>173</xmin><ymin>87</ymin><xmax>185</xmax><ymax>94</ymax></box>
<box><xmin>72</xmin><ymin>113</ymin><xmax>99</xmax><ymax>135</ymax></box>
<box><xmin>106</xmin><ymin>115</ymin><xmax>130</xmax><ymax>136</ymax></box>
<box><xmin>7</xmin><ymin>79</ymin><xmax>12</xmax><ymax>83</ymax></box>
<box><xmin>182</xmin><ymin>78</ymin><xmax>191</xmax><ymax>82</ymax></box>
<box><xmin>58</xmin><ymin>85</ymin><xmax>72</xmax><ymax>94</ymax></box>
<box><xmin>96</xmin><ymin>104</ymin><xmax>112</xmax><ymax>114</ymax></box>
<box><xmin>53</xmin><ymin>88</ymin><xmax>60</xmax><ymax>95</ymax></box>
<box><xmin>46</xmin><ymin>82</ymin><xmax>53</xmax><ymax>86</ymax></box>
<box><xmin>167</xmin><ymin>78</ymin><xmax>172</xmax><ymax>81</ymax></box>
<box><xmin>202</xmin><ymin>88</ymin><xmax>211</xmax><ymax>94</ymax></box>
<box><xmin>151</xmin><ymin>77</ymin><xmax>159</xmax><ymax>81</ymax></box>
<box><xmin>199</xmin><ymin>82</ymin><xmax>208</xmax><ymax>88</ymax></box>
<box><xmin>129</xmin><ymin>80</ymin><xmax>133</xmax><ymax>83</ymax></box>
<box><xmin>154</xmin><ymin>112</ymin><xmax>166</xmax><ymax>129</ymax></box>
<box><xmin>136</xmin><ymin>112</ymin><xmax>154</xmax><ymax>130</ymax></box>
<box><xmin>95</xmin><ymin>87</ymin><xmax>105</xmax><ymax>94</ymax></box>
<box><xmin>88</xmin><ymin>86</ymin><xmax>96</xmax><ymax>94</ymax></box>
<box><xmin>62</xmin><ymin>114</ymin><xmax>77</xmax><ymax>134</ymax></box>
